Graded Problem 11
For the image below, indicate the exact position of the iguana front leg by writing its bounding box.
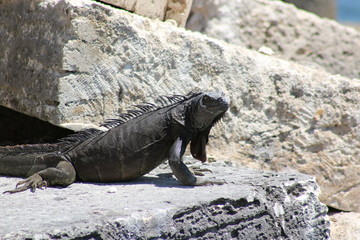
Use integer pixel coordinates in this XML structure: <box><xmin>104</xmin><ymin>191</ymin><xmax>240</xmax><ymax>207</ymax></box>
<box><xmin>168</xmin><ymin>137</ymin><xmax>225</xmax><ymax>186</ymax></box>
<box><xmin>4</xmin><ymin>160</ymin><xmax>76</xmax><ymax>194</ymax></box>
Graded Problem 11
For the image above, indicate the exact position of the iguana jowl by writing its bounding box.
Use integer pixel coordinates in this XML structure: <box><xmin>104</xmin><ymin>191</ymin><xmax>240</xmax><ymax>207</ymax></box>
<box><xmin>0</xmin><ymin>92</ymin><xmax>229</xmax><ymax>193</ymax></box>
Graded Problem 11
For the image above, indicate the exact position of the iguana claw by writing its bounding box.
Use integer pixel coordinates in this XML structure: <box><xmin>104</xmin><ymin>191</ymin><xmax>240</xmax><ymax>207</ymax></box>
<box><xmin>195</xmin><ymin>176</ymin><xmax>227</xmax><ymax>186</ymax></box>
<box><xmin>3</xmin><ymin>173</ymin><xmax>48</xmax><ymax>194</ymax></box>
<box><xmin>192</xmin><ymin>166</ymin><xmax>213</xmax><ymax>176</ymax></box>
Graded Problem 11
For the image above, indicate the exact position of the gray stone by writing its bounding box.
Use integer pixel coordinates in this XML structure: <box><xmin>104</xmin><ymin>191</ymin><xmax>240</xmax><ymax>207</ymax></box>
<box><xmin>99</xmin><ymin>0</ymin><xmax>193</xmax><ymax>27</ymax></box>
<box><xmin>330</xmin><ymin>211</ymin><xmax>360</xmax><ymax>240</ymax></box>
<box><xmin>186</xmin><ymin>0</ymin><xmax>360</xmax><ymax>79</ymax></box>
<box><xmin>0</xmin><ymin>158</ymin><xmax>329</xmax><ymax>240</ymax></box>
<box><xmin>0</xmin><ymin>0</ymin><xmax>359</xmax><ymax>212</ymax></box>
<box><xmin>164</xmin><ymin>0</ymin><xmax>193</xmax><ymax>27</ymax></box>
<box><xmin>282</xmin><ymin>0</ymin><xmax>337</xmax><ymax>19</ymax></box>
<box><xmin>100</xmin><ymin>0</ymin><xmax>169</xmax><ymax>20</ymax></box>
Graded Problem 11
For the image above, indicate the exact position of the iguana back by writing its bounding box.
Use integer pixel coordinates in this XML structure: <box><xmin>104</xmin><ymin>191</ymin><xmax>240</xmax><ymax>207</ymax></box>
<box><xmin>1</xmin><ymin>92</ymin><xmax>229</xmax><ymax>193</ymax></box>
<box><xmin>68</xmin><ymin>103</ymin><xmax>184</xmax><ymax>182</ymax></box>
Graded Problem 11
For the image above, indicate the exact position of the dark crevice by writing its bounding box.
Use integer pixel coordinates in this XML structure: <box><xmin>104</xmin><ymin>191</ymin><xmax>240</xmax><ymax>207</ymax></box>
<box><xmin>190</xmin><ymin>210</ymin><xmax>270</xmax><ymax>239</ymax></box>
<box><xmin>0</xmin><ymin>105</ymin><xmax>73</xmax><ymax>146</ymax></box>
<box><xmin>169</xmin><ymin>198</ymin><xmax>278</xmax><ymax>239</ymax></box>
<box><xmin>93</xmin><ymin>0</ymin><xmax>129</xmax><ymax>12</ymax></box>
<box><xmin>70</xmin><ymin>232</ymin><xmax>102</xmax><ymax>240</ymax></box>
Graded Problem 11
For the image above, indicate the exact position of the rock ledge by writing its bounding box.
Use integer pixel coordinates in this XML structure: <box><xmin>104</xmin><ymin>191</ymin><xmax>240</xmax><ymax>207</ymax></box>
<box><xmin>1</xmin><ymin>159</ymin><xmax>329</xmax><ymax>239</ymax></box>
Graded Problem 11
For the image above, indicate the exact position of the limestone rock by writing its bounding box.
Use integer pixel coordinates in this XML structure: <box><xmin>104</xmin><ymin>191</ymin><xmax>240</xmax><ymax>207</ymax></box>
<box><xmin>282</xmin><ymin>0</ymin><xmax>337</xmax><ymax>19</ymax></box>
<box><xmin>164</xmin><ymin>0</ymin><xmax>193</xmax><ymax>27</ymax></box>
<box><xmin>0</xmin><ymin>0</ymin><xmax>359</xmax><ymax>212</ymax></box>
<box><xmin>186</xmin><ymin>0</ymin><xmax>360</xmax><ymax>79</ymax></box>
<box><xmin>99</xmin><ymin>0</ymin><xmax>193</xmax><ymax>27</ymax></box>
<box><xmin>330</xmin><ymin>212</ymin><xmax>360</xmax><ymax>240</ymax></box>
<box><xmin>100</xmin><ymin>0</ymin><xmax>168</xmax><ymax>20</ymax></box>
<box><xmin>0</xmin><ymin>159</ymin><xmax>329</xmax><ymax>239</ymax></box>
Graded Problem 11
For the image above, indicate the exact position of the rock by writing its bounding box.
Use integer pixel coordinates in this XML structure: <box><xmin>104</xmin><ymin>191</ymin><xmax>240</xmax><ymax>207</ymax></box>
<box><xmin>0</xmin><ymin>159</ymin><xmax>329</xmax><ymax>239</ymax></box>
<box><xmin>186</xmin><ymin>0</ymin><xmax>360</xmax><ymax>79</ymax></box>
<box><xmin>99</xmin><ymin>0</ymin><xmax>168</xmax><ymax>20</ymax></box>
<box><xmin>258</xmin><ymin>46</ymin><xmax>275</xmax><ymax>56</ymax></box>
<box><xmin>0</xmin><ymin>0</ymin><xmax>359</xmax><ymax>212</ymax></box>
<box><xmin>99</xmin><ymin>0</ymin><xmax>193</xmax><ymax>27</ymax></box>
<box><xmin>330</xmin><ymin>212</ymin><xmax>360</xmax><ymax>240</ymax></box>
<box><xmin>164</xmin><ymin>0</ymin><xmax>193</xmax><ymax>27</ymax></box>
<box><xmin>282</xmin><ymin>0</ymin><xmax>337</xmax><ymax>19</ymax></box>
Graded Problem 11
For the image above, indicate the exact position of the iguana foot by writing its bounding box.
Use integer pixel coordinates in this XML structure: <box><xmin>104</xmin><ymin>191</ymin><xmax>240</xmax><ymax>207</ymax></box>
<box><xmin>191</xmin><ymin>166</ymin><xmax>213</xmax><ymax>176</ymax></box>
<box><xmin>3</xmin><ymin>173</ymin><xmax>48</xmax><ymax>194</ymax></box>
<box><xmin>194</xmin><ymin>176</ymin><xmax>226</xmax><ymax>186</ymax></box>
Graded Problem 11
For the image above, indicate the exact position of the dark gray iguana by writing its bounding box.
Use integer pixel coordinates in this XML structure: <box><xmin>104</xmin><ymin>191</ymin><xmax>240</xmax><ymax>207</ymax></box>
<box><xmin>0</xmin><ymin>92</ymin><xmax>229</xmax><ymax>193</ymax></box>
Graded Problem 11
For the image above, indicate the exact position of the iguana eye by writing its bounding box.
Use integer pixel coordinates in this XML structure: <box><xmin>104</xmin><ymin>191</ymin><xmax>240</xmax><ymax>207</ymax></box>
<box><xmin>202</xmin><ymin>95</ymin><xmax>211</xmax><ymax>104</ymax></box>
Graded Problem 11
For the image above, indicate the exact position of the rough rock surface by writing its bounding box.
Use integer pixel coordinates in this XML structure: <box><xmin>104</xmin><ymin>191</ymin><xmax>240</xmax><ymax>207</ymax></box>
<box><xmin>99</xmin><ymin>0</ymin><xmax>193</xmax><ymax>27</ymax></box>
<box><xmin>282</xmin><ymin>0</ymin><xmax>336</xmax><ymax>19</ymax></box>
<box><xmin>330</xmin><ymin>212</ymin><xmax>360</xmax><ymax>240</ymax></box>
<box><xmin>186</xmin><ymin>0</ymin><xmax>360</xmax><ymax>79</ymax></box>
<box><xmin>0</xmin><ymin>158</ymin><xmax>329</xmax><ymax>240</ymax></box>
<box><xmin>0</xmin><ymin>0</ymin><xmax>359</xmax><ymax>212</ymax></box>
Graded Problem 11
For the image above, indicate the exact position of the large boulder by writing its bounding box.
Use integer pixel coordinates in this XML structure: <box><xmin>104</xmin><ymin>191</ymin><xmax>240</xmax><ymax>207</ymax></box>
<box><xmin>0</xmin><ymin>159</ymin><xmax>329</xmax><ymax>239</ymax></box>
<box><xmin>99</xmin><ymin>0</ymin><xmax>193</xmax><ymax>27</ymax></box>
<box><xmin>186</xmin><ymin>0</ymin><xmax>360</xmax><ymax>79</ymax></box>
<box><xmin>282</xmin><ymin>0</ymin><xmax>337</xmax><ymax>19</ymax></box>
<box><xmin>330</xmin><ymin>212</ymin><xmax>360</xmax><ymax>240</ymax></box>
<box><xmin>0</xmin><ymin>0</ymin><xmax>359</xmax><ymax>212</ymax></box>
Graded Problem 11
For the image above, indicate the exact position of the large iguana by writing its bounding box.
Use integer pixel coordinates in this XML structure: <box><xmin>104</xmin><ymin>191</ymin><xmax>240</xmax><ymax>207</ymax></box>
<box><xmin>0</xmin><ymin>92</ymin><xmax>229</xmax><ymax>193</ymax></box>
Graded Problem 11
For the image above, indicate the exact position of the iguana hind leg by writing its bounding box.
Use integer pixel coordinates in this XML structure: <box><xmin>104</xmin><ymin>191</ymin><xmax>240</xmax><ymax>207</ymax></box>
<box><xmin>4</xmin><ymin>160</ymin><xmax>76</xmax><ymax>194</ymax></box>
<box><xmin>4</xmin><ymin>173</ymin><xmax>47</xmax><ymax>194</ymax></box>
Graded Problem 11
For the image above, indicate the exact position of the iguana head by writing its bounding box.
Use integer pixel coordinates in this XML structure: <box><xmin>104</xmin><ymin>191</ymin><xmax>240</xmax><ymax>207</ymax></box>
<box><xmin>189</xmin><ymin>92</ymin><xmax>230</xmax><ymax>162</ymax></box>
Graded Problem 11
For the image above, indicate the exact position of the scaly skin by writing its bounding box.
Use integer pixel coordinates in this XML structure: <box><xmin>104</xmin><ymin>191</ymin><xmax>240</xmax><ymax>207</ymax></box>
<box><xmin>1</xmin><ymin>92</ymin><xmax>229</xmax><ymax>193</ymax></box>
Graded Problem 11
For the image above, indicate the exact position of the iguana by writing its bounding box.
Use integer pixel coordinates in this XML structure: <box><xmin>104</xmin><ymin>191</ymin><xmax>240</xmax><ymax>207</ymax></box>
<box><xmin>0</xmin><ymin>92</ymin><xmax>229</xmax><ymax>193</ymax></box>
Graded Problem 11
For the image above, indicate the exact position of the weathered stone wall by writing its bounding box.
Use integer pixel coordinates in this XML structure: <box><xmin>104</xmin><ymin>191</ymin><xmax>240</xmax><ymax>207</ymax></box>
<box><xmin>282</xmin><ymin>0</ymin><xmax>337</xmax><ymax>19</ymax></box>
<box><xmin>0</xmin><ymin>0</ymin><xmax>359</xmax><ymax>215</ymax></box>
<box><xmin>0</xmin><ymin>0</ymin><xmax>73</xmax><ymax>122</ymax></box>
<box><xmin>330</xmin><ymin>211</ymin><xmax>360</xmax><ymax>239</ymax></box>
<box><xmin>99</xmin><ymin>0</ymin><xmax>193</xmax><ymax>27</ymax></box>
<box><xmin>187</xmin><ymin>0</ymin><xmax>360</xmax><ymax>79</ymax></box>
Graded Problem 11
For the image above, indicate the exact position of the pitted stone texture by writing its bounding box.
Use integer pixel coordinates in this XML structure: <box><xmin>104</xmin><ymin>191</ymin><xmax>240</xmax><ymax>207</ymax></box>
<box><xmin>99</xmin><ymin>0</ymin><xmax>192</xmax><ymax>27</ymax></box>
<box><xmin>282</xmin><ymin>0</ymin><xmax>336</xmax><ymax>19</ymax></box>
<box><xmin>0</xmin><ymin>159</ymin><xmax>329</xmax><ymax>240</ymax></box>
<box><xmin>186</xmin><ymin>0</ymin><xmax>360</xmax><ymax>79</ymax></box>
<box><xmin>0</xmin><ymin>0</ymin><xmax>359</xmax><ymax>212</ymax></box>
<box><xmin>330</xmin><ymin>212</ymin><xmax>360</xmax><ymax>240</ymax></box>
<box><xmin>100</xmin><ymin>0</ymin><xmax>169</xmax><ymax>20</ymax></box>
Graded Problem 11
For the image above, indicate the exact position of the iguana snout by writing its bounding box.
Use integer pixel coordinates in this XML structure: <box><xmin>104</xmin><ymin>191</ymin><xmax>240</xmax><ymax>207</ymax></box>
<box><xmin>191</xmin><ymin>92</ymin><xmax>229</xmax><ymax>130</ymax></box>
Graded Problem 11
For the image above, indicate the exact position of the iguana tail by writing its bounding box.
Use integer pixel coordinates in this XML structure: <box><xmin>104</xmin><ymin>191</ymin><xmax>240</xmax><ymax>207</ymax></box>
<box><xmin>0</xmin><ymin>128</ymin><xmax>104</xmax><ymax>178</ymax></box>
<box><xmin>0</xmin><ymin>143</ymin><xmax>64</xmax><ymax>177</ymax></box>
